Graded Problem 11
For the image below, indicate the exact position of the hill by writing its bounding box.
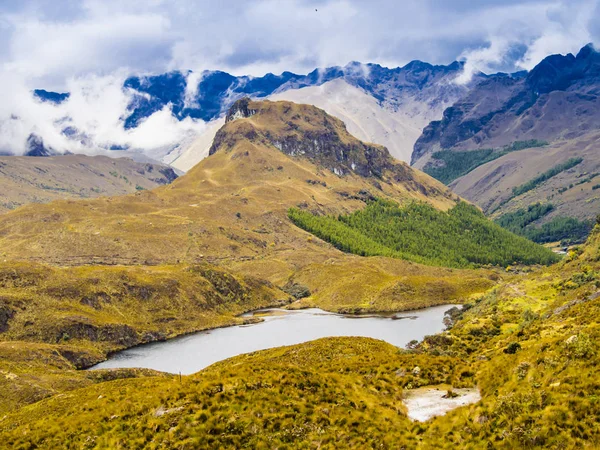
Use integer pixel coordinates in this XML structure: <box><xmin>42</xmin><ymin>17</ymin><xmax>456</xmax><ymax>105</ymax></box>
<box><xmin>0</xmin><ymin>154</ymin><xmax>177</xmax><ymax>213</ymax></box>
<box><xmin>0</xmin><ymin>99</ymin><xmax>458</xmax><ymax>266</ymax></box>
<box><xmin>2</xmin><ymin>225</ymin><xmax>599</xmax><ymax>448</ymax></box>
<box><xmin>0</xmin><ymin>99</ymin><xmax>504</xmax><ymax>414</ymax></box>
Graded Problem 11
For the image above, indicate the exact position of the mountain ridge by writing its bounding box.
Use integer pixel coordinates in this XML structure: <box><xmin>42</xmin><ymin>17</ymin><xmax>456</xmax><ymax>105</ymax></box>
<box><xmin>413</xmin><ymin>43</ymin><xmax>600</xmax><ymax>239</ymax></box>
<box><xmin>29</xmin><ymin>59</ymin><xmax>477</xmax><ymax>165</ymax></box>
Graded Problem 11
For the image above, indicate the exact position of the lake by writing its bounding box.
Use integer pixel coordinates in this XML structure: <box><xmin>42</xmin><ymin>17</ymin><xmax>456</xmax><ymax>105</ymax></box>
<box><xmin>90</xmin><ymin>304</ymin><xmax>455</xmax><ymax>375</ymax></box>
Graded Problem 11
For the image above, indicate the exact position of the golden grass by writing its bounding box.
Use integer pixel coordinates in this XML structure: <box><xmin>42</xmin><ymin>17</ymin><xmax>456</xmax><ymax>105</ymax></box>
<box><xmin>2</xmin><ymin>227</ymin><xmax>597</xmax><ymax>448</ymax></box>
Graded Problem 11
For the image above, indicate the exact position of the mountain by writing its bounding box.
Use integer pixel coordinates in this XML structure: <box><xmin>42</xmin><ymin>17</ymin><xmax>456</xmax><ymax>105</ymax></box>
<box><xmin>413</xmin><ymin>44</ymin><xmax>600</xmax><ymax>240</ymax></box>
<box><xmin>32</xmin><ymin>89</ymin><xmax>70</xmax><ymax>104</ymax></box>
<box><xmin>0</xmin><ymin>99</ymin><xmax>461</xmax><ymax>265</ymax></box>
<box><xmin>413</xmin><ymin>44</ymin><xmax>600</xmax><ymax>166</ymax></box>
<box><xmin>34</xmin><ymin>60</ymin><xmax>474</xmax><ymax>166</ymax></box>
<box><xmin>0</xmin><ymin>154</ymin><xmax>178</xmax><ymax>213</ymax></box>
<box><xmin>0</xmin><ymin>99</ymin><xmax>505</xmax><ymax>414</ymax></box>
<box><xmin>24</xmin><ymin>133</ymin><xmax>57</xmax><ymax>157</ymax></box>
<box><xmin>121</xmin><ymin>60</ymin><xmax>472</xmax><ymax>130</ymax></box>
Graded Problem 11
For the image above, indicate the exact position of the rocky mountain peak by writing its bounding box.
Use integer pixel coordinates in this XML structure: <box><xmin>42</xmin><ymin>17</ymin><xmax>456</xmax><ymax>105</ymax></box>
<box><xmin>526</xmin><ymin>43</ymin><xmax>600</xmax><ymax>94</ymax></box>
<box><xmin>209</xmin><ymin>99</ymin><xmax>426</xmax><ymax>184</ymax></box>
<box><xmin>25</xmin><ymin>134</ymin><xmax>57</xmax><ymax>157</ymax></box>
<box><xmin>225</xmin><ymin>98</ymin><xmax>257</xmax><ymax>123</ymax></box>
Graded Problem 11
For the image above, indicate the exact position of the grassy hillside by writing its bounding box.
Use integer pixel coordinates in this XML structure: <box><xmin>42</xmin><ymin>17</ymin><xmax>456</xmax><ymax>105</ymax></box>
<box><xmin>2</xmin><ymin>226</ymin><xmax>600</xmax><ymax>448</ymax></box>
<box><xmin>0</xmin><ymin>154</ymin><xmax>177</xmax><ymax>213</ymax></box>
<box><xmin>511</xmin><ymin>157</ymin><xmax>583</xmax><ymax>198</ymax></box>
<box><xmin>0</xmin><ymin>262</ymin><xmax>282</xmax><ymax>414</ymax></box>
<box><xmin>289</xmin><ymin>199</ymin><xmax>559</xmax><ymax>268</ymax></box>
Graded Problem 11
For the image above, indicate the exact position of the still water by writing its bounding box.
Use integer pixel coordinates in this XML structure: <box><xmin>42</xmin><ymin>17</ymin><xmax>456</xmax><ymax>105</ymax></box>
<box><xmin>90</xmin><ymin>305</ymin><xmax>455</xmax><ymax>375</ymax></box>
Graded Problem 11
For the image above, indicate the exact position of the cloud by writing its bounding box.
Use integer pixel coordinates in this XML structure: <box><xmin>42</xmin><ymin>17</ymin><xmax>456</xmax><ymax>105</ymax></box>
<box><xmin>4</xmin><ymin>0</ymin><xmax>598</xmax><ymax>85</ymax></box>
<box><xmin>0</xmin><ymin>0</ymin><xmax>598</xmax><ymax>157</ymax></box>
<box><xmin>455</xmin><ymin>38</ymin><xmax>513</xmax><ymax>84</ymax></box>
<box><xmin>4</xmin><ymin>11</ymin><xmax>172</xmax><ymax>87</ymax></box>
<box><xmin>0</xmin><ymin>71</ymin><xmax>206</xmax><ymax>156</ymax></box>
<box><xmin>454</xmin><ymin>0</ymin><xmax>599</xmax><ymax>83</ymax></box>
<box><xmin>517</xmin><ymin>0</ymin><xmax>598</xmax><ymax>69</ymax></box>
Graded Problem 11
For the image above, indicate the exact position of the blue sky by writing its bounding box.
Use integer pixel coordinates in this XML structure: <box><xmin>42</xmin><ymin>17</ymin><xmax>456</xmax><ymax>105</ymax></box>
<box><xmin>0</xmin><ymin>0</ymin><xmax>598</xmax><ymax>89</ymax></box>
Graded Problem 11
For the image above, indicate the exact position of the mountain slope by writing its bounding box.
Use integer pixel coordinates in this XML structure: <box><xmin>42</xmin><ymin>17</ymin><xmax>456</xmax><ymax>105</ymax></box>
<box><xmin>414</xmin><ymin>45</ymin><xmax>600</xmax><ymax>167</ymax></box>
<box><xmin>449</xmin><ymin>131</ymin><xmax>600</xmax><ymax>221</ymax></box>
<box><xmin>413</xmin><ymin>44</ymin><xmax>600</xmax><ymax>237</ymax></box>
<box><xmin>4</xmin><ymin>226</ymin><xmax>600</xmax><ymax>448</ymax></box>
<box><xmin>0</xmin><ymin>154</ymin><xmax>177</xmax><ymax>213</ymax></box>
<box><xmin>29</xmin><ymin>60</ymin><xmax>474</xmax><ymax>166</ymax></box>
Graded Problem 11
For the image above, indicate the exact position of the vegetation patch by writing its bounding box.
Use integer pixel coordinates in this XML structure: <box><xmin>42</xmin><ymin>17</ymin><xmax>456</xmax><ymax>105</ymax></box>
<box><xmin>289</xmin><ymin>199</ymin><xmax>559</xmax><ymax>268</ymax></box>
<box><xmin>512</xmin><ymin>157</ymin><xmax>583</xmax><ymax>197</ymax></box>
<box><xmin>495</xmin><ymin>203</ymin><xmax>594</xmax><ymax>244</ymax></box>
<box><xmin>424</xmin><ymin>140</ymin><xmax>548</xmax><ymax>184</ymax></box>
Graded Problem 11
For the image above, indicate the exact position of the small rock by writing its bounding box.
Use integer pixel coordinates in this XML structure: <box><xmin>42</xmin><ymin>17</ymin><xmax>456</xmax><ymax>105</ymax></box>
<box><xmin>154</xmin><ymin>406</ymin><xmax>184</xmax><ymax>418</ymax></box>
<box><xmin>565</xmin><ymin>335</ymin><xmax>578</xmax><ymax>345</ymax></box>
<box><xmin>412</xmin><ymin>366</ymin><xmax>421</xmax><ymax>376</ymax></box>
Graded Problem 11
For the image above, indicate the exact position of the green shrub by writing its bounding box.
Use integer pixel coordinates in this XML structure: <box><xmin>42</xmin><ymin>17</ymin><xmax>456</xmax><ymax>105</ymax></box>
<box><xmin>504</xmin><ymin>342</ymin><xmax>521</xmax><ymax>354</ymax></box>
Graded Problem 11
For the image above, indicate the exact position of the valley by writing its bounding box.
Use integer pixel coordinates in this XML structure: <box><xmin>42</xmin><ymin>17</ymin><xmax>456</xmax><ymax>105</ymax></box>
<box><xmin>2</xmin><ymin>1</ymin><xmax>600</xmax><ymax>447</ymax></box>
<box><xmin>2</xmin><ymin>227</ymin><xmax>600</xmax><ymax>448</ymax></box>
<box><xmin>413</xmin><ymin>44</ymin><xmax>600</xmax><ymax>245</ymax></box>
<box><xmin>0</xmin><ymin>92</ymin><xmax>598</xmax><ymax>449</ymax></box>
<box><xmin>0</xmin><ymin>154</ymin><xmax>178</xmax><ymax>213</ymax></box>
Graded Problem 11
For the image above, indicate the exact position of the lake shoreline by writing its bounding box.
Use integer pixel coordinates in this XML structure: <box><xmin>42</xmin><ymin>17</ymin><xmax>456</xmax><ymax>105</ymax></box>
<box><xmin>88</xmin><ymin>304</ymin><xmax>460</xmax><ymax>375</ymax></box>
<box><xmin>82</xmin><ymin>301</ymin><xmax>461</xmax><ymax>372</ymax></box>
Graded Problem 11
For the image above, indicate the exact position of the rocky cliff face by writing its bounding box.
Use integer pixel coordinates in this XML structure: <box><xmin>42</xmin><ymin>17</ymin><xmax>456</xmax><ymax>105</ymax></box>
<box><xmin>210</xmin><ymin>99</ymin><xmax>419</xmax><ymax>182</ymax></box>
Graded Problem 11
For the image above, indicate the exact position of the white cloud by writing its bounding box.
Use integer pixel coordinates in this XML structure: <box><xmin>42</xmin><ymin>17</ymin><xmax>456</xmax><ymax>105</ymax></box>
<box><xmin>455</xmin><ymin>1</ymin><xmax>599</xmax><ymax>82</ymax></box>
<box><xmin>0</xmin><ymin>0</ymin><xmax>598</xmax><ymax>157</ymax></box>
<box><xmin>517</xmin><ymin>1</ymin><xmax>597</xmax><ymax>69</ymax></box>
<box><xmin>4</xmin><ymin>13</ymin><xmax>172</xmax><ymax>87</ymax></box>
<box><xmin>455</xmin><ymin>38</ymin><xmax>512</xmax><ymax>84</ymax></box>
<box><xmin>0</xmin><ymin>71</ymin><xmax>206</xmax><ymax>156</ymax></box>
